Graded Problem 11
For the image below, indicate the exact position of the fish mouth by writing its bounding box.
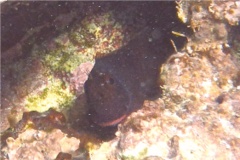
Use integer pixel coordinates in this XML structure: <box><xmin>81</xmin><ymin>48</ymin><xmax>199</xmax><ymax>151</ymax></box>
<box><xmin>94</xmin><ymin>114</ymin><xmax>127</xmax><ymax>127</ymax></box>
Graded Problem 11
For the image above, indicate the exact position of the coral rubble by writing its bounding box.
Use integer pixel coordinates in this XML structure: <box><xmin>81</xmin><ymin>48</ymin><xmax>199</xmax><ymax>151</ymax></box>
<box><xmin>2</xmin><ymin>129</ymin><xmax>80</xmax><ymax>160</ymax></box>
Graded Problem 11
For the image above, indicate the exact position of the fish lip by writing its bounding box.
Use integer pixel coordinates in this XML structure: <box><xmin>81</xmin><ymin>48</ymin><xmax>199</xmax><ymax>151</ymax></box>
<box><xmin>96</xmin><ymin>114</ymin><xmax>127</xmax><ymax>127</ymax></box>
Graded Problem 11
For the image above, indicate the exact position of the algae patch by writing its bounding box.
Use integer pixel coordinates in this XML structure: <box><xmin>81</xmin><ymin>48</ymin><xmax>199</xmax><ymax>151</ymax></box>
<box><xmin>43</xmin><ymin>42</ymin><xmax>93</xmax><ymax>73</ymax></box>
<box><xmin>25</xmin><ymin>78</ymin><xmax>75</xmax><ymax>112</ymax></box>
<box><xmin>119</xmin><ymin>147</ymin><xmax>148</xmax><ymax>160</ymax></box>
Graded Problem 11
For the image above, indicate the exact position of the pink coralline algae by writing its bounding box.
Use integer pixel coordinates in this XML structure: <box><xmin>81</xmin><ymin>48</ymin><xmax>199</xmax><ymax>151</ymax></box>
<box><xmin>68</xmin><ymin>62</ymin><xmax>94</xmax><ymax>96</ymax></box>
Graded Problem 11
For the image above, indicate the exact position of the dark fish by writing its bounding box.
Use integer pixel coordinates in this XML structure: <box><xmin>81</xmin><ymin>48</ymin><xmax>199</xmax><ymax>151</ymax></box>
<box><xmin>84</xmin><ymin>27</ymin><xmax>181</xmax><ymax>127</ymax></box>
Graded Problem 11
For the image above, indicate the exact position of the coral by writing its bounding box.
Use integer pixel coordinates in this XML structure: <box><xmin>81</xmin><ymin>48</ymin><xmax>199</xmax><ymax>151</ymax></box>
<box><xmin>209</xmin><ymin>1</ymin><xmax>240</xmax><ymax>26</ymax></box>
<box><xmin>13</xmin><ymin>109</ymin><xmax>67</xmax><ymax>132</ymax></box>
<box><xmin>70</xmin><ymin>11</ymin><xmax>125</xmax><ymax>57</ymax></box>
<box><xmin>178</xmin><ymin>2</ymin><xmax>229</xmax><ymax>54</ymax></box>
<box><xmin>2</xmin><ymin>129</ymin><xmax>80</xmax><ymax>160</ymax></box>
<box><xmin>1</xmin><ymin>109</ymin><xmax>103</xmax><ymax>160</ymax></box>
<box><xmin>176</xmin><ymin>1</ymin><xmax>189</xmax><ymax>23</ymax></box>
<box><xmin>1</xmin><ymin>109</ymin><xmax>79</xmax><ymax>160</ymax></box>
<box><xmin>39</xmin><ymin>11</ymin><xmax>125</xmax><ymax>74</ymax></box>
<box><xmin>177</xmin><ymin>0</ymin><xmax>240</xmax><ymax>26</ymax></box>
<box><xmin>160</xmin><ymin>47</ymin><xmax>238</xmax><ymax>112</ymax></box>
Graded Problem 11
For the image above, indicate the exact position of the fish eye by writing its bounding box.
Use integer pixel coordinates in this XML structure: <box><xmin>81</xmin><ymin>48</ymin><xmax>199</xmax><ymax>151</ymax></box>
<box><xmin>106</xmin><ymin>77</ymin><xmax>114</xmax><ymax>85</ymax></box>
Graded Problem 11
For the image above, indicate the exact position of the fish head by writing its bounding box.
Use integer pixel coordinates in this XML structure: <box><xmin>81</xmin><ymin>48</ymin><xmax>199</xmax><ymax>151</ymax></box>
<box><xmin>84</xmin><ymin>65</ymin><xmax>130</xmax><ymax>127</ymax></box>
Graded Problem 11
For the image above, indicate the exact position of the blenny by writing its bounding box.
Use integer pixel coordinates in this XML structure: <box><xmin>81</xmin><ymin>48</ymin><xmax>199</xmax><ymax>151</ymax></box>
<box><xmin>84</xmin><ymin>27</ymin><xmax>185</xmax><ymax>127</ymax></box>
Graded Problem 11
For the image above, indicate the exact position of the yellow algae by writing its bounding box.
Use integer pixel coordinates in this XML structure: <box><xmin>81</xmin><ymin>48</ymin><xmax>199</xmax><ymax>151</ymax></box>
<box><xmin>43</xmin><ymin>43</ymin><xmax>93</xmax><ymax>73</ymax></box>
<box><xmin>25</xmin><ymin>78</ymin><xmax>75</xmax><ymax>112</ymax></box>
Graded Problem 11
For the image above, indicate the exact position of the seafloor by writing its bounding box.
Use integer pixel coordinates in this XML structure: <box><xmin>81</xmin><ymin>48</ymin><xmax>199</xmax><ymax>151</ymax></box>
<box><xmin>1</xmin><ymin>1</ymin><xmax>240</xmax><ymax>160</ymax></box>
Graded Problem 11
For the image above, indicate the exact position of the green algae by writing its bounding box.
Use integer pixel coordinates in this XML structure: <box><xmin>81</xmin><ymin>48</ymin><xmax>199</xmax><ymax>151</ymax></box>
<box><xmin>25</xmin><ymin>77</ymin><xmax>75</xmax><ymax>112</ymax></box>
<box><xmin>24</xmin><ymin>12</ymin><xmax>125</xmax><ymax>113</ymax></box>
<box><xmin>41</xmin><ymin>12</ymin><xmax>123</xmax><ymax>74</ymax></box>
<box><xmin>69</xmin><ymin>26</ymin><xmax>96</xmax><ymax>48</ymax></box>
<box><xmin>43</xmin><ymin>43</ymin><xmax>93</xmax><ymax>73</ymax></box>
<box><xmin>119</xmin><ymin>148</ymin><xmax>148</xmax><ymax>160</ymax></box>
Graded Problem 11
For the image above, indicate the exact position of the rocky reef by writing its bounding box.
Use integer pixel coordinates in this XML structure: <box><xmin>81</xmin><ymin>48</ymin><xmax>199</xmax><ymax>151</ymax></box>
<box><xmin>1</xmin><ymin>1</ymin><xmax>240</xmax><ymax>160</ymax></box>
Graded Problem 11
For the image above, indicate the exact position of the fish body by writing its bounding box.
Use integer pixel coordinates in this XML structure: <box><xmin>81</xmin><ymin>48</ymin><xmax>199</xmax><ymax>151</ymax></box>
<box><xmin>85</xmin><ymin>28</ymin><xmax>177</xmax><ymax>127</ymax></box>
